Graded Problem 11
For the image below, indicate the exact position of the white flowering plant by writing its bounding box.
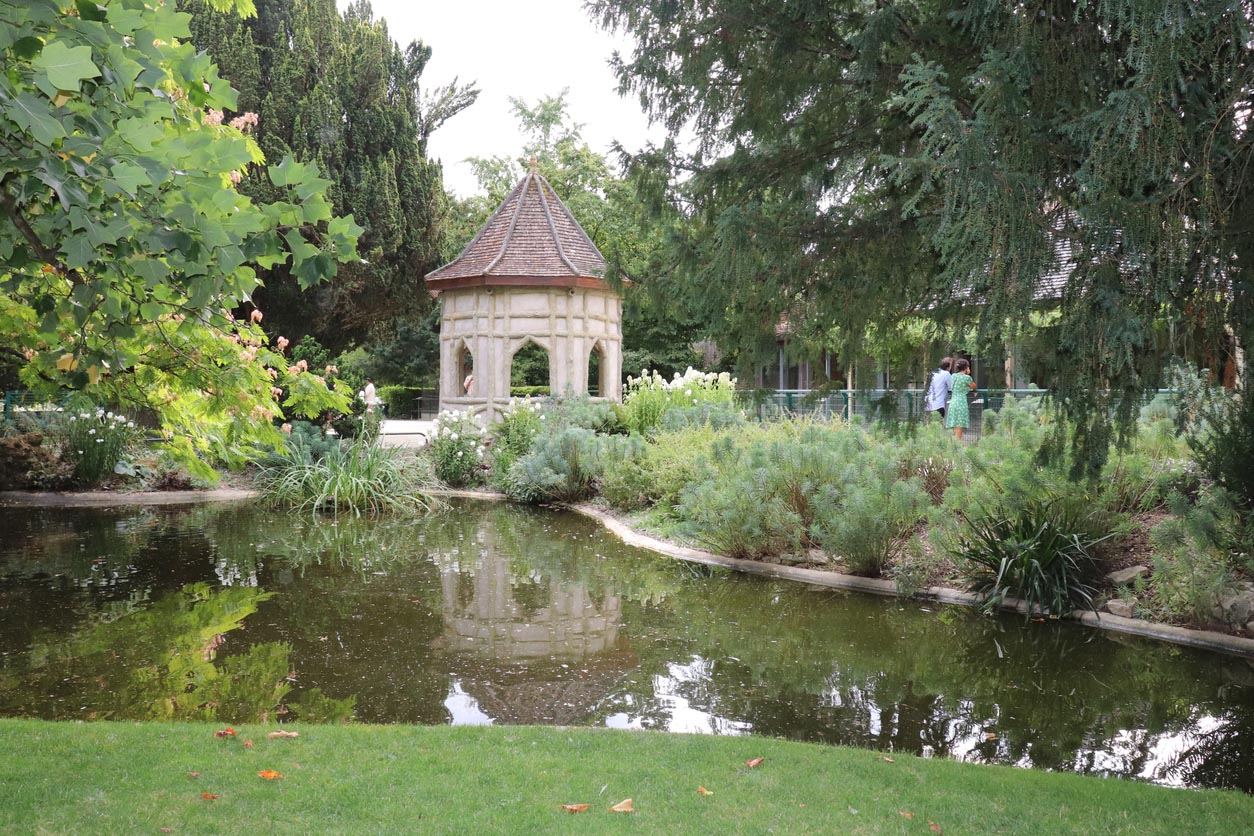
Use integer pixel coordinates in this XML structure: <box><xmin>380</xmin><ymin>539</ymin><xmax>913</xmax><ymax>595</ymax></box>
<box><xmin>61</xmin><ymin>407</ymin><xmax>145</xmax><ymax>484</ymax></box>
<box><xmin>486</xmin><ymin>398</ymin><xmax>545</xmax><ymax>490</ymax></box>
<box><xmin>428</xmin><ymin>409</ymin><xmax>486</xmax><ymax>487</ymax></box>
<box><xmin>622</xmin><ymin>367</ymin><xmax>737</xmax><ymax>434</ymax></box>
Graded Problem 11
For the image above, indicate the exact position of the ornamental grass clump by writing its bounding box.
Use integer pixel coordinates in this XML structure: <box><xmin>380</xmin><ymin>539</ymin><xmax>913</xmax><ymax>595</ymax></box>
<box><xmin>622</xmin><ymin>367</ymin><xmax>737</xmax><ymax>435</ymax></box>
<box><xmin>955</xmin><ymin>496</ymin><xmax>1114</xmax><ymax>618</ymax></box>
<box><xmin>257</xmin><ymin>434</ymin><xmax>438</xmax><ymax>517</ymax></box>
<box><xmin>429</xmin><ymin>410</ymin><xmax>486</xmax><ymax>488</ymax></box>
<box><xmin>61</xmin><ymin>407</ymin><xmax>144</xmax><ymax>484</ymax></box>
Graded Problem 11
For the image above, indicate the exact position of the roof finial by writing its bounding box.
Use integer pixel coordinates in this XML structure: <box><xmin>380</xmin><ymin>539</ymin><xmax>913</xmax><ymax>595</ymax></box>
<box><xmin>528</xmin><ymin>154</ymin><xmax>537</xmax><ymax>172</ymax></box>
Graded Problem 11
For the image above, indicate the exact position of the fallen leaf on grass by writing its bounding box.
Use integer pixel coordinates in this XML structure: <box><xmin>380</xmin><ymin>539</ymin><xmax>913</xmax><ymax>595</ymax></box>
<box><xmin>214</xmin><ymin>728</ymin><xmax>236</xmax><ymax>738</ymax></box>
<box><xmin>201</xmin><ymin>793</ymin><xmax>218</xmax><ymax>800</ymax></box>
<box><xmin>558</xmin><ymin>804</ymin><xmax>590</xmax><ymax>814</ymax></box>
<box><xmin>929</xmin><ymin>819</ymin><xmax>943</xmax><ymax>833</ymax></box>
<box><xmin>258</xmin><ymin>770</ymin><xmax>284</xmax><ymax>780</ymax></box>
<box><xmin>697</xmin><ymin>786</ymin><xmax>713</xmax><ymax>796</ymax></box>
<box><xmin>899</xmin><ymin>811</ymin><xmax>915</xmax><ymax>819</ymax></box>
<box><xmin>880</xmin><ymin>756</ymin><xmax>895</xmax><ymax>763</ymax></box>
<box><xmin>187</xmin><ymin>772</ymin><xmax>200</xmax><ymax>778</ymax></box>
<box><xmin>745</xmin><ymin>757</ymin><xmax>765</xmax><ymax>768</ymax></box>
<box><xmin>161</xmin><ymin>828</ymin><xmax>172</xmax><ymax>832</ymax></box>
<box><xmin>243</xmin><ymin>740</ymin><xmax>254</xmax><ymax>749</ymax></box>
<box><xmin>610</xmin><ymin>798</ymin><xmax>633</xmax><ymax>813</ymax></box>
<box><xmin>267</xmin><ymin>730</ymin><xmax>300</xmax><ymax>739</ymax></box>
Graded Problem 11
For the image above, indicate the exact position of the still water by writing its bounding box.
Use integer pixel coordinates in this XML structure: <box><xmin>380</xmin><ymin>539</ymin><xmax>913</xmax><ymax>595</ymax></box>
<box><xmin>1</xmin><ymin>499</ymin><xmax>1252</xmax><ymax>791</ymax></box>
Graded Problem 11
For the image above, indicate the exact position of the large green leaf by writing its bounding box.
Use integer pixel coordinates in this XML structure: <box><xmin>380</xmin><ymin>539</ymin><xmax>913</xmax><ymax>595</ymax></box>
<box><xmin>4</xmin><ymin>90</ymin><xmax>66</xmax><ymax>145</ymax></box>
<box><xmin>32</xmin><ymin>39</ymin><xmax>101</xmax><ymax>93</ymax></box>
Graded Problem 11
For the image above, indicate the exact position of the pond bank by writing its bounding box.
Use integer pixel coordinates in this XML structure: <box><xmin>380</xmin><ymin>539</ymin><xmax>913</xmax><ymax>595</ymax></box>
<box><xmin>565</xmin><ymin>502</ymin><xmax>1254</xmax><ymax>659</ymax></box>
<box><xmin>4</xmin><ymin>718</ymin><xmax>1249</xmax><ymax>835</ymax></box>
<box><xmin>0</xmin><ymin>488</ymin><xmax>256</xmax><ymax>507</ymax></box>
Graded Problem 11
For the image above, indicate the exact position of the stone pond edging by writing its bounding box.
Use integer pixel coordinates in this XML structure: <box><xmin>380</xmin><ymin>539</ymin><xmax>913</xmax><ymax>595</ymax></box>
<box><xmin>564</xmin><ymin>502</ymin><xmax>1254</xmax><ymax>660</ymax></box>
<box><xmin>5</xmin><ymin>486</ymin><xmax>1252</xmax><ymax>658</ymax></box>
<box><xmin>0</xmin><ymin>488</ymin><xmax>258</xmax><ymax>507</ymax></box>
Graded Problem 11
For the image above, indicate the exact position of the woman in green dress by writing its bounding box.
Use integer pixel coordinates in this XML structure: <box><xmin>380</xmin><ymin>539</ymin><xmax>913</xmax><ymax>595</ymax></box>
<box><xmin>945</xmin><ymin>358</ymin><xmax>977</xmax><ymax>439</ymax></box>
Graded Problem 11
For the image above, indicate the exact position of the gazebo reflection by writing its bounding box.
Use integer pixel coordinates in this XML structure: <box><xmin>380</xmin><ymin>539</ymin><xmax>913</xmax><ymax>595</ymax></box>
<box><xmin>435</xmin><ymin>520</ymin><xmax>635</xmax><ymax>724</ymax></box>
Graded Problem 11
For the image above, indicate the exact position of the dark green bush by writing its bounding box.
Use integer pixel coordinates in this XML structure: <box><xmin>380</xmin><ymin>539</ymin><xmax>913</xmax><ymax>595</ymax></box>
<box><xmin>955</xmin><ymin>497</ymin><xmax>1113</xmax><ymax>617</ymax></box>
<box><xmin>377</xmin><ymin>386</ymin><xmax>435</xmax><ymax>418</ymax></box>
<box><xmin>1187</xmin><ymin>387</ymin><xmax>1254</xmax><ymax>512</ymax></box>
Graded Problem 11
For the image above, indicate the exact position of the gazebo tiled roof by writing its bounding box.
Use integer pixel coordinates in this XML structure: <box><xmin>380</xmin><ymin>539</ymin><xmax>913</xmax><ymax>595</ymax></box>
<box><xmin>425</xmin><ymin>164</ymin><xmax>607</xmax><ymax>293</ymax></box>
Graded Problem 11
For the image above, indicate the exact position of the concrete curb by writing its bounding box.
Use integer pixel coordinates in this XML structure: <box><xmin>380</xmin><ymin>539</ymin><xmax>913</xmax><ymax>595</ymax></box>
<box><xmin>567</xmin><ymin>503</ymin><xmax>1254</xmax><ymax>659</ymax></box>
<box><xmin>0</xmin><ymin>489</ymin><xmax>258</xmax><ymax>507</ymax></box>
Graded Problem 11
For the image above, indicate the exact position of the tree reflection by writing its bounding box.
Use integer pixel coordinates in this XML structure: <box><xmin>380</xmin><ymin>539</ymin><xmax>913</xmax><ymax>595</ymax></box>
<box><xmin>0</xmin><ymin>582</ymin><xmax>352</xmax><ymax>723</ymax></box>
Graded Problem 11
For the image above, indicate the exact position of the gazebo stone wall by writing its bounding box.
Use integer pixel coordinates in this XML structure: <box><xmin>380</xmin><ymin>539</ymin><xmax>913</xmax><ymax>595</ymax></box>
<box><xmin>425</xmin><ymin>163</ymin><xmax>623</xmax><ymax>425</ymax></box>
<box><xmin>438</xmin><ymin>284</ymin><xmax>622</xmax><ymax>423</ymax></box>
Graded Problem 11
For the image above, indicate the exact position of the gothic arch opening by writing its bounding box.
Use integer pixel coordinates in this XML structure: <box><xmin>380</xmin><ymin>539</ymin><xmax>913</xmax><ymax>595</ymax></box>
<box><xmin>511</xmin><ymin>339</ymin><xmax>550</xmax><ymax>395</ymax></box>
<box><xmin>456</xmin><ymin>341</ymin><xmax>475</xmax><ymax>395</ymax></box>
<box><xmin>587</xmin><ymin>341</ymin><xmax>607</xmax><ymax>397</ymax></box>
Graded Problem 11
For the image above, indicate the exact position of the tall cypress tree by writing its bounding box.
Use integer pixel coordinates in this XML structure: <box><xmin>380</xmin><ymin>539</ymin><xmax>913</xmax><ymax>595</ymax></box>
<box><xmin>185</xmin><ymin>0</ymin><xmax>477</xmax><ymax>354</ymax></box>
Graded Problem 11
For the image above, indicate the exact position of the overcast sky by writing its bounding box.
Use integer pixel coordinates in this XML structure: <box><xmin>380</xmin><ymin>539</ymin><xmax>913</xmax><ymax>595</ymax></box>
<box><xmin>342</xmin><ymin>0</ymin><xmax>664</xmax><ymax>197</ymax></box>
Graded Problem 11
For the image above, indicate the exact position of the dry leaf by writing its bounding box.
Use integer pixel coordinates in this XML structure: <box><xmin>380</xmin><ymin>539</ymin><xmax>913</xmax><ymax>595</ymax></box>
<box><xmin>201</xmin><ymin>793</ymin><xmax>219</xmax><ymax>800</ymax></box>
<box><xmin>610</xmin><ymin>798</ymin><xmax>634</xmax><ymax>813</ymax></box>
<box><xmin>267</xmin><ymin>730</ymin><xmax>300</xmax><ymax>739</ymax></box>
<box><xmin>745</xmin><ymin>757</ymin><xmax>765</xmax><ymax>768</ymax></box>
<box><xmin>899</xmin><ymin>811</ymin><xmax>915</xmax><ymax>819</ymax></box>
<box><xmin>243</xmin><ymin>740</ymin><xmax>254</xmax><ymax>749</ymax></box>
<box><xmin>258</xmin><ymin>770</ymin><xmax>284</xmax><ymax>780</ymax></box>
<box><xmin>697</xmin><ymin>786</ymin><xmax>713</xmax><ymax>796</ymax></box>
<box><xmin>214</xmin><ymin>728</ymin><xmax>236</xmax><ymax>738</ymax></box>
<box><xmin>187</xmin><ymin>772</ymin><xmax>201</xmax><ymax>778</ymax></box>
<box><xmin>881</xmin><ymin>756</ymin><xmax>895</xmax><ymax>763</ymax></box>
<box><xmin>929</xmin><ymin>819</ymin><xmax>943</xmax><ymax>833</ymax></box>
<box><xmin>160</xmin><ymin>829</ymin><xmax>172</xmax><ymax>833</ymax></box>
<box><xmin>558</xmin><ymin>804</ymin><xmax>590</xmax><ymax>814</ymax></box>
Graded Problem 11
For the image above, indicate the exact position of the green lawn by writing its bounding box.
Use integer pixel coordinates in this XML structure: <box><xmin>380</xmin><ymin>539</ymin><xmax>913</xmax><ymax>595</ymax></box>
<box><xmin>1</xmin><ymin>719</ymin><xmax>1249</xmax><ymax>835</ymax></box>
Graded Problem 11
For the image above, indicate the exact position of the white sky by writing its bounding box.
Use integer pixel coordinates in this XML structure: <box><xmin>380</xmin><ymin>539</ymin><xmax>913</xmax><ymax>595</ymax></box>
<box><xmin>344</xmin><ymin>0</ymin><xmax>665</xmax><ymax>197</ymax></box>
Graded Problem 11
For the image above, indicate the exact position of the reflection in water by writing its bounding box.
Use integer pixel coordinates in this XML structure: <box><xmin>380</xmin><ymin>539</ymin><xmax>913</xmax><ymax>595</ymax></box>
<box><xmin>1</xmin><ymin>500</ymin><xmax>1252</xmax><ymax>791</ymax></box>
<box><xmin>436</xmin><ymin>515</ymin><xmax>622</xmax><ymax>659</ymax></box>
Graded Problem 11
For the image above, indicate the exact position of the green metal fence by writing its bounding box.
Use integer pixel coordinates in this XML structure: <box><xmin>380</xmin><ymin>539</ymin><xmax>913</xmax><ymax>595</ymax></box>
<box><xmin>744</xmin><ymin>388</ymin><xmax>1177</xmax><ymax>433</ymax></box>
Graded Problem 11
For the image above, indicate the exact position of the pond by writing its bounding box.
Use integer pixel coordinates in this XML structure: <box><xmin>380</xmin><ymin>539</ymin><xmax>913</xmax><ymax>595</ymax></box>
<box><xmin>1</xmin><ymin>499</ymin><xmax>1252</xmax><ymax>792</ymax></box>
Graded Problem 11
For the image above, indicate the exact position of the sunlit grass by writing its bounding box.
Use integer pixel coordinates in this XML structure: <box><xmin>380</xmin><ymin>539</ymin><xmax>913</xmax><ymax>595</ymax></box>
<box><xmin>1</xmin><ymin>720</ymin><xmax>1249</xmax><ymax>835</ymax></box>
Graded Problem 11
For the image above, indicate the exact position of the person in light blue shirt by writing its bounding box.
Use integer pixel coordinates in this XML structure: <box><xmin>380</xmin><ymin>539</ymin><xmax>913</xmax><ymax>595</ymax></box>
<box><xmin>923</xmin><ymin>358</ymin><xmax>953</xmax><ymax>420</ymax></box>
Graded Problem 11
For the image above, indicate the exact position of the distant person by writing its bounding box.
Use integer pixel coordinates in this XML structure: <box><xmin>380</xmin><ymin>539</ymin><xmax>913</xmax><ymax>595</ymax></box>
<box><xmin>362</xmin><ymin>377</ymin><xmax>380</xmax><ymax>414</ymax></box>
<box><xmin>923</xmin><ymin>357</ymin><xmax>953</xmax><ymax>420</ymax></box>
<box><xmin>463</xmin><ymin>372</ymin><xmax>474</xmax><ymax>394</ymax></box>
<box><xmin>945</xmin><ymin>359</ymin><xmax>977</xmax><ymax>440</ymax></box>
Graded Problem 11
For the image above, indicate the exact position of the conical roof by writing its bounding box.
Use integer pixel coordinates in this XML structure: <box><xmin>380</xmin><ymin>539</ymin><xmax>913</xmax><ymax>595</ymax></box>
<box><xmin>425</xmin><ymin>165</ymin><xmax>607</xmax><ymax>293</ymax></box>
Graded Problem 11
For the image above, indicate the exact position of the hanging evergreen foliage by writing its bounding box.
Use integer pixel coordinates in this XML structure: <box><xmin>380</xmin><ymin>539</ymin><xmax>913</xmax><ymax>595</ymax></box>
<box><xmin>591</xmin><ymin>0</ymin><xmax>1253</xmax><ymax>473</ymax></box>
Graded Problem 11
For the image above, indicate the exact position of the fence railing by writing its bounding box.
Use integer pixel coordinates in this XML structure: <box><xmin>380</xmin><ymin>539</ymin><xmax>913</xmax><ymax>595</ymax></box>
<box><xmin>743</xmin><ymin>388</ymin><xmax>1177</xmax><ymax>433</ymax></box>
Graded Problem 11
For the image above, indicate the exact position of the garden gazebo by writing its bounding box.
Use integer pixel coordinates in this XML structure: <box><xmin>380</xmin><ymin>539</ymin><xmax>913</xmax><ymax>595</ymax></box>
<box><xmin>424</xmin><ymin>161</ymin><xmax>623</xmax><ymax>425</ymax></box>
